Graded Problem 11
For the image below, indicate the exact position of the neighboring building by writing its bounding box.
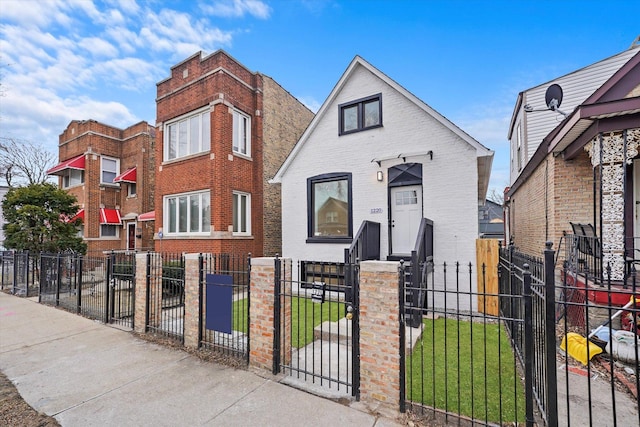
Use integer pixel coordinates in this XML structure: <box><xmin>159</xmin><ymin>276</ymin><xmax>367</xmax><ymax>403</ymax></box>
<box><xmin>0</xmin><ymin>185</ymin><xmax>8</xmax><ymax>249</ymax></box>
<box><xmin>47</xmin><ymin>120</ymin><xmax>156</xmax><ymax>254</ymax></box>
<box><xmin>507</xmin><ymin>44</ymin><xmax>639</xmax><ymax>189</ymax></box>
<box><xmin>272</xmin><ymin>56</ymin><xmax>494</xmax><ymax>272</ymax></box>
<box><xmin>479</xmin><ymin>199</ymin><xmax>504</xmax><ymax>240</ymax></box>
<box><xmin>154</xmin><ymin>50</ymin><xmax>313</xmax><ymax>256</ymax></box>
<box><xmin>505</xmin><ymin>46</ymin><xmax>640</xmax><ymax>295</ymax></box>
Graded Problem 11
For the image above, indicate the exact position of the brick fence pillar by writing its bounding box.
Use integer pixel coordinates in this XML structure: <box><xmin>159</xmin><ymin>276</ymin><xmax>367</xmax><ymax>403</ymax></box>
<box><xmin>134</xmin><ymin>253</ymin><xmax>147</xmax><ymax>334</ymax></box>
<box><xmin>359</xmin><ymin>260</ymin><xmax>401</xmax><ymax>413</ymax></box>
<box><xmin>184</xmin><ymin>253</ymin><xmax>200</xmax><ymax>349</ymax></box>
<box><xmin>249</xmin><ymin>257</ymin><xmax>291</xmax><ymax>373</ymax></box>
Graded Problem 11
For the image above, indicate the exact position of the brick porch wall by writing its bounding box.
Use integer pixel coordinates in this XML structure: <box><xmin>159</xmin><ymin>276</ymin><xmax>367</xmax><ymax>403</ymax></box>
<box><xmin>358</xmin><ymin>260</ymin><xmax>401</xmax><ymax>412</ymax></box>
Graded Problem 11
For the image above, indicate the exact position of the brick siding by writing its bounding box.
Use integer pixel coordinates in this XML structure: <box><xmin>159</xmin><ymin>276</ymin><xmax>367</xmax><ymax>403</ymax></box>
<box><xmin>510</xmin><ymin>149</ymin><xmax>594</xmax><ymax>257</ymax></box>
<box><xmin>155</xmin><ymin>50</ymin><xmax>312</xmax><ymax>257</ymax></box>
<box><xmin>57</xmin><ymin>120</ymin><xmax>155</xmax><ymax>254</ymax></box>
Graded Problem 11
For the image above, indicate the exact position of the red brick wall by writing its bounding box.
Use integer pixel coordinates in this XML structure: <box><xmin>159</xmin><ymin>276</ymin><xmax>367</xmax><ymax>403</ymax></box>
<box><xmin>154</xmin><ymin>50</ymin><xmax>311</xmax><ymax>257</ymax></box>
<box><xmin>57</xmin><ymin>120</ymin><xmax>155</xmax><ymax>254</ymax></box>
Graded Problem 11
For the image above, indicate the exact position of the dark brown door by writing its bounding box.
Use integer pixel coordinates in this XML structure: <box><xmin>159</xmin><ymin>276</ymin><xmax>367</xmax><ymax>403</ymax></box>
<box><xmin>128</xmin><ymin>223</ymin><xmax>135</xmax><ymax>251</ymax></box>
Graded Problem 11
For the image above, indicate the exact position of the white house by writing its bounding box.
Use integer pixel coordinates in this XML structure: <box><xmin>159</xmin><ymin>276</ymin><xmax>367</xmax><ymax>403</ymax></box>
<box><xmin>272</xmin><ymin>56</ymin><xmax>493</xmax><ymax>278</ymax></box>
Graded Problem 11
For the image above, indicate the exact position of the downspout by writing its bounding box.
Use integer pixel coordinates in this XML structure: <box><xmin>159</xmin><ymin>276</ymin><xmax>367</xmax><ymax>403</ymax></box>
<box><xmin>545</xmin><ymin>159</ymin><xmax>549</xmax><ymax>242</ymax></box>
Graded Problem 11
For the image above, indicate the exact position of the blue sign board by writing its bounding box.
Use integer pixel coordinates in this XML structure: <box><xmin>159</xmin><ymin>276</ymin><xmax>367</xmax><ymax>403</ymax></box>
<box><xmin>205</xmin><ymin>274</ymin><xmax>233</xmax><ymax>334</ymax></box>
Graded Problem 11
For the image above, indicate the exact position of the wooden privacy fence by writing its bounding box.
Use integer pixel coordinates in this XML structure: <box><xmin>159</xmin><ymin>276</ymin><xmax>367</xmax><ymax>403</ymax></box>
<box><xmin>476</xmin><ymin>239</ymin><xmax>500</xmax><ymax>316</ymax></box>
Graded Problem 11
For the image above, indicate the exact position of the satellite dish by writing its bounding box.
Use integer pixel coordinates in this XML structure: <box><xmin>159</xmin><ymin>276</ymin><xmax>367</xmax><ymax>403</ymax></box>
<box><xmin>545</xmin><ymin>84</ymin><xmax>563</xmax><ymax>111</ymax></box>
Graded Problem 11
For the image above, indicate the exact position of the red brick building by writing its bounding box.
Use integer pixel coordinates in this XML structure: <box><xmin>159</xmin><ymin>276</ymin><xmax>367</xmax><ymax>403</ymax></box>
<box><xmin>154</xmin><ymin>50</ymin><xmax>313</xmax><ymax>256</ymax></box>
<box><xmin>48</xmin><ymin>120</ymin><xmax>156</xmax><ymax>254</ymax></box>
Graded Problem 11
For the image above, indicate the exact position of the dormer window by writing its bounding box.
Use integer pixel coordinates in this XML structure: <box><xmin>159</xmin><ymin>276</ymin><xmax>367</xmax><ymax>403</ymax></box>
<box><xmin>339</xmin><ymin>94</ymin><xmax>382</xmax><ymax>135</ymax></box>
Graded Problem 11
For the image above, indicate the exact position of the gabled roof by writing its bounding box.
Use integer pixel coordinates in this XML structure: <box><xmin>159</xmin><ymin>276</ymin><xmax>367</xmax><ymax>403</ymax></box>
<box><xmin>548</xmin><ymin>50</ymin><xmax>640</xmax><ymax>155</ymax></box>
<box><xmin>507</xmin><ymin>45</ymin><xmax>640</xmax><ymax>139</ymax></box>
<box><xmin>508</xmin><ymin>50</ymin><xmax>640</xmax><ymax>196</ymax></box>
<box><xmin>272</xmin><ymin>56</ymin><xmax>493</xmax><ymax>198</ymax></box>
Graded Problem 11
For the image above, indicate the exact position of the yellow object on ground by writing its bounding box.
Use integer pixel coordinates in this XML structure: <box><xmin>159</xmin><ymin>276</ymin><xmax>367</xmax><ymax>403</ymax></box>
<box><xmin>560</xmin><ymin>332</ymin><xmax>603</xmax><ymax>365</ymax></box>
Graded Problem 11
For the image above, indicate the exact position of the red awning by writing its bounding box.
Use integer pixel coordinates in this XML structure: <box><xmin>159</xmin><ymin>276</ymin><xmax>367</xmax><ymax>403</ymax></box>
<box><xmin>67</xmin><ymin>209</ymin><xmax>85</xmax><ymax>223</ymax></box>
<box><xmin>113</xmin><ymin>167</ymin><xmax>137</xmax><ymax>183</ymax></box>
<box><xmin>47</xmin><ymin>154</ymin><xmax>85</xmax><ymax>175</ymax></box>
<box><xmin>138</xmin><ymin>210</ymin><xmax>155</xmax><ymax>222</ymax></box>
<box><xmin>100</xmin><ymin>208</ymin><xmax>121</xmax><ymax>225</ymax></box>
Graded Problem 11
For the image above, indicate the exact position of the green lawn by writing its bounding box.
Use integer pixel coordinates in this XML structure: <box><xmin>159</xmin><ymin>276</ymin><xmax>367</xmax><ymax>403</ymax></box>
<box><xmin>289</xmin><ymin>297</ymin><xmax>343</xmax><ymax>348</ymax></box>
<box><xmin>232</xmin><ymin>298</ymin><xmax>248</xmax><ymax>333</ymax></box>
<box><xmin>231</xmin><ymin>297</ymin><xmax>343</xmax><ymax>348</ymax></box>
<box><xmin>407</xmin><ymin>318</ymin><xmax>526</xmax><ymax>423</ymax></box>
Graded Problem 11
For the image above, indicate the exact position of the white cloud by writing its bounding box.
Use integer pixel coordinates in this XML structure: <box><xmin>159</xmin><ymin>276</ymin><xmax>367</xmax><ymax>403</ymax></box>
<box><xmin>0</xmin><ymin>0</ymin><xmax>265</xmax><ymax>160</ymax></box>
<box><xmin>140</xmin><ymin>9</ymin><xmax>234</xmax><ymax>58</ymax></box>
<box><xmin>104</xmin><ymin>26</ymin><xmax>140</xmax><ymax>54</ymax></box>
<box><xmin>1</xmin><ymin>88</ymin><xmax>138</xmax><ymax>153</ymax></box>
<box><xmin>202</xmin><ymin>0</ymin><xmax>271</xmax><ymax>19</ymax></box>
<box><xmin>0</xmin><ymin>0</ymin><xmax>74</xmax><ymax>29</ymax></box>
<box><xmin>108</xmin><ymin>0</ymin><xmax>141</xmax><ymax>16</ymax></box>
<box><xmin>78</xmin><ymin>37</ymin><xmax>119</xmax><ymax>58</ymax></box>
<box><xmin>91</xmin><ymin>57</ymin><xmax>162</xmax><ymax>91</ymax></box>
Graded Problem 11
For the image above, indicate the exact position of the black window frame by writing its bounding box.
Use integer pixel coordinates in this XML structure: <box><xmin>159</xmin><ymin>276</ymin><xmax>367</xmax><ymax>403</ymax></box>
<box><xmin>338</xmin><ymin>93</ymin><xmax>383</xmax><ymax>135</ymax></box>
<box><xmin>307</xmin><ymin>172</ymin><xmax>353</xmax><ymax>243</ymax></box>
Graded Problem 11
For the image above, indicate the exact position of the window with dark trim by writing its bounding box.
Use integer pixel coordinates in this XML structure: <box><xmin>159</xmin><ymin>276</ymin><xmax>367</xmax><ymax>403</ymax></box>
<box><xmin>339</xmin><ymin>94</ymin><xmax>382</xmax><ymax>135</ymax></box>
<box><xmin>307</xmin><ymin>172</ymin><xmax>352</xmax><ymax>243</ymax></box>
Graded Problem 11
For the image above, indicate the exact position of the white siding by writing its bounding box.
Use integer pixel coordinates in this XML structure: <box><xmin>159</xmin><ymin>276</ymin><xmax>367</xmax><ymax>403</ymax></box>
<box><xmin>510</xmin><ymin>47</ymin><xmax>639</xmax><ymax>185</ymax></box>
<box><xmin>280</xmin><ymin>65</ymin><xmax>479</xmax><ymax>269</ymax></box>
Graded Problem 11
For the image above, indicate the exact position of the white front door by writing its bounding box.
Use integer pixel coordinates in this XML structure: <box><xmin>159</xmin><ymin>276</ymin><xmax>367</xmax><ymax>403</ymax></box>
<box><xmin>391</xmin><ymin>185</ymin><xmax>422</xmax><ymax>254</ymax></box>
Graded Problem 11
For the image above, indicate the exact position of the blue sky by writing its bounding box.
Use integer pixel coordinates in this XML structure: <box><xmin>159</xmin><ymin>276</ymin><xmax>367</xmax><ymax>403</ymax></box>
<box><xmin>1</xmin><ymin>0</ymin><xmax>638</xmax><ymax>195</ymax></box>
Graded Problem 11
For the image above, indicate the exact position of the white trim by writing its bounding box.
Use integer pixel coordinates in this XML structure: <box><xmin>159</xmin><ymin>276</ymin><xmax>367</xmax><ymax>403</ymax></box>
<box><xmin>163</xmin><ymin>106</ymin><xmax>211</xmax><ymax>162</ymax></box>
<box><xmin>163</xmin><ymin>190</ymin><xmax>211</xmax><ymax>236</ymax></box>
<box><xmin>100</xmin><ymin>156</ymin><xmax>119</xmax><ymax>184</ymax></box>
<box><xmin>232</xmin><ymin>191</ymin><xmax>251</xmax><ymax>236</ymax></box>
<box><xmin>272</xmin><ymin>55</ymin><xmax>493</xmax><ymax>183</ymax></box>
<box><xmin>232</xmin><ymin>109</ymin><xmax>251</xmax><ymax>157</ymax></box>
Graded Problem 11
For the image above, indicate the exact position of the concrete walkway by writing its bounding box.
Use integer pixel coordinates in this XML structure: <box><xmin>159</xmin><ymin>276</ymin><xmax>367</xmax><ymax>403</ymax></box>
<box><xmin>0</xmin><ymin>293</ymin><xmax>404</xmax><ymax>427</ymax></box>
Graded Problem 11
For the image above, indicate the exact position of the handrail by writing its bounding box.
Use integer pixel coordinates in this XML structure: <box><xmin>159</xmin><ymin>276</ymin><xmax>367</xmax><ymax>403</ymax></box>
<box><xmin>412</xmin><ymin>218</ymin><xmax>434</xmax><ymax>289</ymax></box>
<box><xmin>411</xmin><ymin>218</ymin><xmax>434</xmax><ymax>268</ymax></box>
<box><xmin>344</xmin><ymin>220</ymin><xmax>381</xmax><ymax>264</ymax></box>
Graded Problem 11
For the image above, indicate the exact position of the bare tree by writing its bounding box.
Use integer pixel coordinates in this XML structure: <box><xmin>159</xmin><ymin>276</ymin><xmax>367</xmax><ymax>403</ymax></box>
<box><xmin>487</xmin><ymin>188</ymin><xmax>505</xmax><ymax>206</ymax></box>
<box><xmin>0</xmin><ymin>137</ymin><xmax>56</xmax><ymax>186</ymax></box>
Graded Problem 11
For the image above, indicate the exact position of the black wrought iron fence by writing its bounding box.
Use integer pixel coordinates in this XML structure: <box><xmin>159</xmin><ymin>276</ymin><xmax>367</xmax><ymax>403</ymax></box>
<box><xmin>145</xmin><ymin>252</ymin><xmax>185</xmax><ymax>342</ymax></box>
<box><xmin>0</xmin><ymin>251</ymin><xmax>39</xmax><ymax>297</ymax></box>
<box><xmin>402</xmin><ymin>259</ymin><xmax>532</xmax><ymax>426</ymax></box>
<box><xmin>198</xmin><ymin>253</ymin><xmax>251</xmax><ymax>363</ymax></box>
<box><xmin>107</xmin><ymin>252</ymin><xmax>135</xmax><ymax>329</ymax></box>
<box><xmin>78</xmin><ymin>255</ymin><xmax>109</xmax><ymax>321</ymax></box>
<box><xmin>36</xmin><ymin>252</ymin><xmax>135</xmax><ymax>328</ymax></box>
<box><xmin>273</xmin><ymin>258</ymin><xmax>359</xmax><ymax>399</ymax></box>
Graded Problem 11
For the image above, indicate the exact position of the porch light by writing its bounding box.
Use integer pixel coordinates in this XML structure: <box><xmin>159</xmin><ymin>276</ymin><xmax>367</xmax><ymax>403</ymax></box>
<box><xmin>377</xmin><ymin>171</ymin><xmax>384</xmax><ymax>182</ymax></box>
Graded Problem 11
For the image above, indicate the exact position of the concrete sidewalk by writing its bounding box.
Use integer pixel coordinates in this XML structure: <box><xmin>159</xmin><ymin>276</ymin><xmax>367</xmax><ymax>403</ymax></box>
<box><xmin>0</xmin><ymin>293</ymin><xmax>404</xmax><ymax>427</ymax></box>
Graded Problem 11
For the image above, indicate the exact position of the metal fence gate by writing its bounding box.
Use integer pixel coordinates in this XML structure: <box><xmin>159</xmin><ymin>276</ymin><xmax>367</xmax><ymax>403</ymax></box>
<box><xmin>198</xmin><ymin>253</ymin><xmax>251</xmax><ymax>363</ymax></box>
<box><xmin>107</xmin><ymin>252</ymin><xmax>135</xmax><ymax>329</ymax></box>
<box><xmin>1</xmin><ymin>251</ymin><xmax>38</xmax><ymax>297</ymax></box>
<box><xmin>38</xmin><ymin>252</ymin><xmax>135</xmax><ymax>329</ymax></box>
<box><xmin>274</xmin><ymin>258</ymin><xmax>360</xmax><ymax>399</ymax></box>
<box><xmin>145</xmin><ymin>252</ymin><xmax>185</xmax><ymax>342</ymax></box>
